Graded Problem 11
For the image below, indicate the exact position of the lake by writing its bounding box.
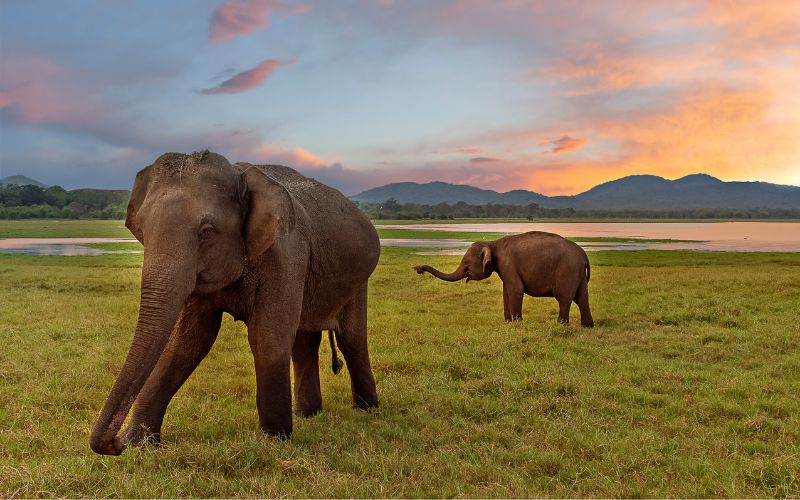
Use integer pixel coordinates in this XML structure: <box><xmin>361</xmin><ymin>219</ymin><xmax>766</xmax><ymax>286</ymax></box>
<box><xmin>0</xmin><ymin>222</ymin><xmax>798</xmax><ymax>255</ymax></box>
<box><xmin>378</xmin><ymin>221</ymin><xmax>800</xmax><ymax>252</ymax></box>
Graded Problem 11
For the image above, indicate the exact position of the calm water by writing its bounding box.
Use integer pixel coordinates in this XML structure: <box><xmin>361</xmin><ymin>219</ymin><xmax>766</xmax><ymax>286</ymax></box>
<box><xmin>378</xmin><ymin>222</ymin><xmax>800</xmax><ymax>252</ymax></box>
<box><xmin>0</xmin><ymin>238</ymin><xmax>141</xmax><ymax>256</ymax></box>
<box><xmin>1</xmin><ymin>222</ymin><xmax>798</xmax><ymax>255</ymax></box>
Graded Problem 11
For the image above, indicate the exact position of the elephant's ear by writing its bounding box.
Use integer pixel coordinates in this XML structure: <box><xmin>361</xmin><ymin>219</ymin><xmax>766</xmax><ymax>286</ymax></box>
<box><xmin>125</xmin><ymin>166</ymin><xmax>152</xmax><ymax>244</ymax></box>
<box><xmin>241</xmin><ymin>166</ymin><xmax>296</xmax><ymax>261</ymax></box>
<box><xmin>481</xmin><ymin>245</ymin><xmax>493</xmax><ymax>273</ymax></box>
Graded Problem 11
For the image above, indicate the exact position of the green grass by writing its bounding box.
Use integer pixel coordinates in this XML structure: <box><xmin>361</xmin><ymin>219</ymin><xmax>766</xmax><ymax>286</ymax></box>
<box><xmin>0</xmin><ymin>220</ymin><xmax>129</xmax><ymax>238</ymax></box>
<box><xmin>1</xmin><ymin>245</ymin><xmax>799</xmax><ymax>497</ymax></box>
<box><xmin>83</xmin><ymin>242</ymin><xmax>143</xmax><ymax>251</ymax></box>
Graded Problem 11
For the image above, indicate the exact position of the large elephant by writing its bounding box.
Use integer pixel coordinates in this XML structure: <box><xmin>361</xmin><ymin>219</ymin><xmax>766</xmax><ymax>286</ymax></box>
<box><xmin>90</xmin><ymin>151</ymin><xmax>380</xmax><ymax>456</ymax></box>
<box><xmin>415</xmin><ymin>231</ymin><xmax>593</xmax><ymax>325</ymax></box>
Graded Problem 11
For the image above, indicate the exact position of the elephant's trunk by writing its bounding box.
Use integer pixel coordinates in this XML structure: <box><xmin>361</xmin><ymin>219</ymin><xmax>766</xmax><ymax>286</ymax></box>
<box><xmin>415</xmin><ymin>264</ymin><xmax>467</xmax><ymax>282</ymax></box>
<box><xmin>90</xmin><ymin>257</ymin><xmax>194</xmax><ymax>455</ymax></box>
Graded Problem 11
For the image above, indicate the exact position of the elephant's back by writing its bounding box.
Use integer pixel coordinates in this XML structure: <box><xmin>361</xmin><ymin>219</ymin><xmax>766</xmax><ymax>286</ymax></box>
<box><xmin>239</xmin><ymin>162</ymin><xmax>379</xmax><ymax>284</ymax></box>
<box><xmin>502</xmin><ymin>231</ymin><xmax>587</xmax><ymax>276</ymax></box>
<box><xmin>237</xmin><ymin>163</ymin><xmax>332</xmax><ymax>202</ymax></box>
<box><xmin>237</xmin><ymin>164</ymin><xmax>371</xmax><ymax>229</ymax></box>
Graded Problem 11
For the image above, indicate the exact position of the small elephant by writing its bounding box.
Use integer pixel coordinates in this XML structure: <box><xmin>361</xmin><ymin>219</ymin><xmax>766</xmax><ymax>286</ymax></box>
<box><xmin>90</xmin><ymin>151</ymin><xmax>380</xmax><ymax>455</ymax></box>
<box><xmin>415</xmin><ymin>231</ymin><xmax>593</xmax><ymax>325</ymax></box>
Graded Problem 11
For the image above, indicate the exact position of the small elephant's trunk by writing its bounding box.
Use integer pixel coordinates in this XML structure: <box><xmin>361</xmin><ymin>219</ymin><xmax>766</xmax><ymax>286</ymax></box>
<box><xmin>415</xmin><ymin>264</ymin><xmax>467</xmax><ymax>282</ymax></box>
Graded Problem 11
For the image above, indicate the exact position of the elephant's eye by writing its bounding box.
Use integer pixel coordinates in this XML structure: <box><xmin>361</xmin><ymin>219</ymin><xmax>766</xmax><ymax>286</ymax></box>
<box><xmin>199</xmin><ymin>223</ymin><xmax>215</xmax><ymax>240</ymax></box>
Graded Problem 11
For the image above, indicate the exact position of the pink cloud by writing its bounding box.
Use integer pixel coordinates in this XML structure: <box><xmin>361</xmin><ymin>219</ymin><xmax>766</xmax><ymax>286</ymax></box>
<box><xmin>0</xmin><ymin>53</ymin><xmax>105</xmax><ymax>128</ymax></box>
<box><xmin>456</xmin><ymin>148</ymin><xmax>482</xmax><ymax>154</ymax></box>
<box><xmin>469</xmin><ymin>157</ymin><xmax>502</xmax><ymax>163</ymax></box>
<box><xmin>210</xmin><ymin>0</ymin><xmax>309</xmax><ymax>43</ymax></box>
<box><xmin>196</xmin><ymin>59</ymin><xmax>295</xmax><ymax>95</ymax></box>
<box><xmin>542</xmin><ymin>135</ymin><xmax>590</xmax><ymax>155</ymax></box>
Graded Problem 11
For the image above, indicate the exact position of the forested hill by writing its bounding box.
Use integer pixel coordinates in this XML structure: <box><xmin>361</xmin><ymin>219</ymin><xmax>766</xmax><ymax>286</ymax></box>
<box><xmin>0</xmin><ymin>183</ymin><xmax>130</xmax><ymax>219</ymax></box>
<box><xmin>352</xmin><ymin>174</ymin><xmax>800</xmax><ymax>210</ymax></box>
<box><xmin>0</xmin><ymin>175</ymin><xmax>49</xmax><ymax>188</ymax></box>
<box><xmin>3</xmin><ymin>172</ymin><xmax>799</xmax><ymax>220</ymax></box>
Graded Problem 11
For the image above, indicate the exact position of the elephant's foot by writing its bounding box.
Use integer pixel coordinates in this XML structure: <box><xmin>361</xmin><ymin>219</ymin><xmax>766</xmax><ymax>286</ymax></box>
<box><xmin>119</xmin><ymin>423</ymin><xmax>161</xmax><ymax>449</ymax></box>
<box><xmin>352</xmin><ymin>392</ymin><xmax>379</xmax><ymax>411</ymax></box>
<box><xmin>259</xmin><ymin>414</ymin><xmax>293</xmax><ymax>440</ymax></box>
<box><xmin>90</xmin><ymin>433</ymin><xmax>125</xmax><ymax>456</ymax></box>
<box><xmin>581</xmin><ymin>319</ymin><xmax>594</xmax><ymax>328</ymax></box>
<box><xmin>261</xmin><ymin>426</ymin><xmax>292</xmax><ymax>441</ymax></box>
<box><xmin>295</xmin><ymin>401</ymin><xmax>323</xmax><ymax>419</ymax></box>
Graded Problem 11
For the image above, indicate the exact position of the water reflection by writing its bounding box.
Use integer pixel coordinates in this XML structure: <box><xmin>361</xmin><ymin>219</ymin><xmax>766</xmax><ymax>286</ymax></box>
<box><xmin>0</xmin><ymin>238</ymin><xmax>141</xmax><ymax>256</ymax></box>
<box><xmin>378</xmin><ymin>222</ymin><xmax>800</xmax><ymax>252</ymax></box>
<box><xmin>2</xmin><ymin>222</ymin><xmax>799</xmax><ymax>256</ymax></box>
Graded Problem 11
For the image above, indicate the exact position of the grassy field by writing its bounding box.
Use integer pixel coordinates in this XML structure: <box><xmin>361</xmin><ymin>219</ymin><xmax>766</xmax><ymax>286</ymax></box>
<box><xmin>1</xmin><ymin>225</ymin><xmax>799</xmax><ymax>497</ymax></box>
<box><xmin>0</xmin><ymin>220</ymin><xmax>130</xmax><ymax>238</ymax></box>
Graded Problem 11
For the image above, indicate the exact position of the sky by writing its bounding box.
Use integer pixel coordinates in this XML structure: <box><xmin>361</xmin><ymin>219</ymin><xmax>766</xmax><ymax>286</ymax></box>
<box><xmin>1</xmin><ymin>0</ymin><xmax>799</xmax><ymax>196</ymax></box>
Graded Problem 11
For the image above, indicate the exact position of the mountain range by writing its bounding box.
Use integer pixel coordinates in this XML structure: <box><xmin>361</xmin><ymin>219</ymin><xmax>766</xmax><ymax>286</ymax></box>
<box><xmin>351</xmin><ymin>174</ymin><xmax>800</xmax><ymax>210</ymax></box>
<box><xmin>4</xmin><ymin>173</ymin><xmax>800</xmax><ymax>210</ymax></box>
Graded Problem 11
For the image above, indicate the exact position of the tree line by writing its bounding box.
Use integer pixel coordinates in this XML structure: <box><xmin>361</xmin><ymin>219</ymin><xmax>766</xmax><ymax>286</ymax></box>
<box><xmin>355</xmin><ymin>198</ymin><xmax>800</xmax><ymax>220</ymax></box>
<box><xmin>0</xmin><ymin>184</ymin><xmax>129</xmax><ymax>219</ymax></box>
<box><xmin>2</xmin><ymin>185</ymin><xmax>798</xmax><ymax>220</ymax></box>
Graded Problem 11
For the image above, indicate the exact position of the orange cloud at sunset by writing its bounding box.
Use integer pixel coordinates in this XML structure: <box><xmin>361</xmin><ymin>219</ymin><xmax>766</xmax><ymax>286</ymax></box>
<box><xmin>593</xmin><ymin>84</ymin><xmax>800</xmax><ymax>185</ymax></box>
<box><xmin>256</xmin><ymin>144</ymin><xmax>333</xmax><ymax>168</ymax></box>
<box><xmin>542</xmin><ymin>136</ymin><xmax>589</xmax><ymax>155</ymax></box>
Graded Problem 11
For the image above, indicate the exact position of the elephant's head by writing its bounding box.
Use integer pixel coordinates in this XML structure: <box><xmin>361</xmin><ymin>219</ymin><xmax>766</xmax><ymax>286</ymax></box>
<box><xmin>90</xmin><ymin>151</ymin><xmax>295</xmax><ymax>455</ymax></box>
<box><xmin>415</xmin><ymin>242</ymin><xmax>494</xmax><ymax>282</ymax></box>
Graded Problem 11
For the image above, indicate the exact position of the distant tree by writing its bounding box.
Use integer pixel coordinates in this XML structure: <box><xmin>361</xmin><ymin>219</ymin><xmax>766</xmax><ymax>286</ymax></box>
<box><xmin>19</xmin><ymin>185</ymin><xmax>45</xmax><ymax>206</ymax></box>
<box><xmin>44</xmin><ymin>185</ymin><xmax>68</xmax><ymax>208</ymax></box>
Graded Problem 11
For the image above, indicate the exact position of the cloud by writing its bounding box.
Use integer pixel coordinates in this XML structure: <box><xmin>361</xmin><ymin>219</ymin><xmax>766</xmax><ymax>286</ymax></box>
<box><xmin>542</xmin><ymin>135</ymin><xmax>589</xmax><ymax>155</ymax></box>
<box><xmin>456</xmin><ymin>148</ymin><xmax>481</xmax><ymax>155</ymax></box>
<box><xmin>210</xmin><ymin>0</ymin><xmax>309</xmax><ymax>43</ymax></box>
<box><xmin>0</xmin><ymin>53</ymin><xmax>105</xmax><ymax>129</ymax></box>
<box><xmin>196</xmin><ymin>59</ymin><xmax>295</xmax><ymax>95</ymax></box>
<box><xmin>469</xmin><ymin>157</ymin><xmax>502</xmax><ymax>163</ymax></box>
<box><xmin>256</xmin><ymin>143</ymin><xmax>331</xmax><ymax>167</ymax></box>
<box><xmin>593</xmin><ymin>83</ymin><xmax>800</xmax><ymax>182</ymax></box>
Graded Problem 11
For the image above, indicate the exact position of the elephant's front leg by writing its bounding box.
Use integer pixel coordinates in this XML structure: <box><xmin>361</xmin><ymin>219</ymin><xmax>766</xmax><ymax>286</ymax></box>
<box><xmin>120</xmin><ymin>297</ymin><xmax>222</xmax><ymax>448</ymax></box>
<box><xmin>502</xmin><ymin>279</ymin><xmax>524</xmax><ymax>321</ymax></box>
<box><xmin>247</xmin><ymin>304</ymin><xmax>301</xmax><ymax>439</ymax></box>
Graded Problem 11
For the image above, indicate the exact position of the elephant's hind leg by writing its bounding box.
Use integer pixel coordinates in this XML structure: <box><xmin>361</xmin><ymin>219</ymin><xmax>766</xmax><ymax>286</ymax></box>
<box><xmin>121</xmin><ymin>298</ymin><xmax>222</xmax><ymax>448</ymax></box>
<box><xmin>574</xmin><ymin>280</ymin><xmax>594</xmax><ymax>328</ymax></box>
<box><xmin>334</xmin><ymin>285</ymin><xmax>378</xmax><ymax>410</ymax></box>
<box><xmin>556</xmin><ymin>291</ymin><xmax>572</xmax><ymax>325</ymax></box>
<box><xmin>292</xmin><ymin>331</ymin><xmax>323</xmax><ymax>418</ymax></box>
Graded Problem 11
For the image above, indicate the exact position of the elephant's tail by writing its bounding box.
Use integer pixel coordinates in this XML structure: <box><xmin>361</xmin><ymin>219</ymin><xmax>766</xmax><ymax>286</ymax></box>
<box><xmin>585</xmin><ymin>260</ymin><xmax>591</xmax><ymax>282</ymax></box>
<box><xmin>328</xmin><ymin>331</ymin><xmax>344</xmax><ymax>375</ymax></box>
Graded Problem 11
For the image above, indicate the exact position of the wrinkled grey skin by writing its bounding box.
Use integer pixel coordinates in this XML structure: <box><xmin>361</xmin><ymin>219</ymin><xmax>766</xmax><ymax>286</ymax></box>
<box><xmin>90</xmin><ymin>151</ymin><xmax>380</xmax><ymax>455</ymax></box>
<box><xmin>415</xmin><ymin>231</ymin><xmax>593</xmax><ymax>325</ymax></box>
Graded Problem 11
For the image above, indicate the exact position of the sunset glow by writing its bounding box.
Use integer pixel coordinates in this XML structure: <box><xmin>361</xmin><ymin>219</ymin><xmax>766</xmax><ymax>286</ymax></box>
<box><xmin>1</xmin><ymin>0</ymin><xmax>798</xmax><ymax>195</ymax></box>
